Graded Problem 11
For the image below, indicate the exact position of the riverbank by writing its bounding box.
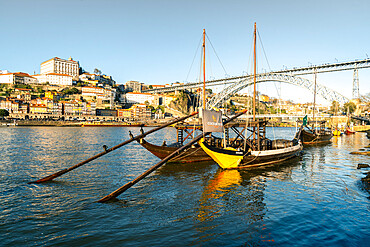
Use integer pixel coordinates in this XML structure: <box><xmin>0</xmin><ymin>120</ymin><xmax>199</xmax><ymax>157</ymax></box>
<box><xmin>1</xmin><ymin>120</ymin><xmax>81</xmax><ymax>127</ymax></box>
<box><xmin>2</xmin><ymin>119</ymin><xmax>370</xmax><ymax>130</ymax></box>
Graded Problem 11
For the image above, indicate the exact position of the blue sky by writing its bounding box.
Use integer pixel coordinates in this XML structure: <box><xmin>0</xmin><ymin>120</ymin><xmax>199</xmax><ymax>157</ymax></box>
<box><xmin>1</xmin><ymin>0</ymin><xmax>369</xmax><ymax>104</ymax></box>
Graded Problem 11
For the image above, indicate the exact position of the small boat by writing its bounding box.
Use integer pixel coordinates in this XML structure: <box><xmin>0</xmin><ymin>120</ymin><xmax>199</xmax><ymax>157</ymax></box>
<box><xmin>333</xmin><ymin>129</ymin><xmax>343</xmax><ymax>136</ymax></box>
<box><xmin>199</xmin><ymin>119</ymin><xmax>303</xmax><ymax>169</ymax></box>
<box><xmin>138</xmin><ymin>124</ymin><xmax>225</xmax><ymax>163</ymax></box>
<box><xmin>345</xmin><ymin>128</ymin><xmax>355</xmax><ymax>135</ymax></box>
<box><xmin>198</xmin><ymin>23</ymin><xmax>303</xmax><ymax>170</ymax></box>
<box><xmin>138</xmin><ymin>138</ymin><xmax>212</xmax><ymax>163</ymax></box>
<box><xmin>301</xmin><ymin>121</ymin><xmax>333</xmax><ymax>144</ymax></box>
<box><xmin>1</xmin><ymin>120</ymin><xmax>18</xmax><ymax>127</ymax></box>
<box><xmin>81</xmin><ymin>122</ymin><xmax>143</xmax><ymax>127</ymax></box>
<box><xmin>300</xmin><ymin>56</ymin><xmax>332</xmax><ymax>144</ymax></box>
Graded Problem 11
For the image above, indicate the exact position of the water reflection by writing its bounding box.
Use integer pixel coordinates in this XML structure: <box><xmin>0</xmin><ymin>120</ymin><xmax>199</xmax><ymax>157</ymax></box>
<box><xmin>197</xmin><ymin>169</ymin><xmax>244</xmax><ymax>221</ymax></box>
<box><xmin>1</xmin><ymin>127</ymin><xmax>370</xmax><ymax>246</ymax></box>
<box><xmin>192</xmin><ymin>158</ymin><xmax>302</xmax><ymax>244</ymax></box>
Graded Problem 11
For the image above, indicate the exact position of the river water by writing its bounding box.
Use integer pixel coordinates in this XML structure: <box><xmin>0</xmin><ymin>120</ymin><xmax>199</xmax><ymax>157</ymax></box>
<box><xmin>0</xmin><ymin>126</ymin><xmax>369</xmax><ymax>246</ymax></box>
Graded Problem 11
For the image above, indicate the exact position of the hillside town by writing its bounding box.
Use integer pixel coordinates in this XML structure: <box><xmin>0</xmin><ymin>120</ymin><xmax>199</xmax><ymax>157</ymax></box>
<box><xmin>0</xmin><ymin>57</ymin><xmax>368</xmax><ymax>125</ymax></box>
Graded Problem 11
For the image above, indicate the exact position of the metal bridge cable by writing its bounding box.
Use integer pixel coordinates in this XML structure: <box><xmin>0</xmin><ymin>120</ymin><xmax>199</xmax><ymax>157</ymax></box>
<box><xmin>248</xmin><ymin>31</ymin><xmax>254</xmax><ymax>75</ymax></box>
<box><xmin>257</xmin><ymin>29</ymin><xmax>271</xmax><ymax>71</ymax></box>
<box><xmin>206</xmin><ymin>46</ymin><xmax>214</xmax><ymax>81</ymax></box>
<box><xmin>205</xmin><ymin>33</ymin><xmax>228</xmax><ymax>75</ymax></box>
<box><xmin>185</xmin><ymin>37</ymin><xmax>202</xmax><ymax>82</ymax></box>
<box><xmin>257</xmin><ymin>29</ymin><xmax>282</xmax><ymax>113</ymax></box>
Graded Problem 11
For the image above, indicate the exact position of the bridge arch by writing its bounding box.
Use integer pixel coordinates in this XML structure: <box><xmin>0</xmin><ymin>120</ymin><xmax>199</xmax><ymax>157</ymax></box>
<box><xmin>206</xmin><ymin>73</ymin><xmax>349</xmax><ymax>109</ymax></box>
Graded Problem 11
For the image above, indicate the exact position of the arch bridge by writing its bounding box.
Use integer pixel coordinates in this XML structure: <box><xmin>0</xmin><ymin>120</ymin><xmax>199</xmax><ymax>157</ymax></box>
<box><xmin>143</xmin><ymin>58</ymin><xmax>370</xmax><ymax>106</ymax></box>
<box><xmin>206</xmin><ymin>73</ymin><xmax>349</xmax><ymax>109</ymax></box>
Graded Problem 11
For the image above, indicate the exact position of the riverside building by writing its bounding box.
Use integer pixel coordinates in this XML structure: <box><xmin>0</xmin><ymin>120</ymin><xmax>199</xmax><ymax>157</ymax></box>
<box><xmin>40</xmin><ymin>57</ymin><xmax>79</xmax><ymax>79</ymax></box>
<box><xmin>0</xmin><ymin>72</ymin><xmax>37</xmax><ymax>84</ymax></box>
<box><xmin>33</xmin><ymin>73</ymin><xmax>73</xmax><ymax>86</ymax></box>
<box><xmin>125</xmin><ymin>81</ymin><xmax>142</xmax><ymax>92</ymax></box>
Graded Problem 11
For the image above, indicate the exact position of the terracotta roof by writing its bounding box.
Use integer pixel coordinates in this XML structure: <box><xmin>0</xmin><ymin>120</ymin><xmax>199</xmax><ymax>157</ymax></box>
<box><xmin>46</xmin><ymin>73</ymin><xmax>72</xmax><ymax>77</ymax></box>
<box><xmin>82</xmin><ymin>86</ymin><xmax>104</xmax><ymax>89</ymax></box>
<box><xmin>0</xmin><ymin>72</ymin><xmax>32</xmax><ymax>77</ymax></box>
<box><xmin>126</xmin><ymin>92</ymin><xmax>153</xmax><ymax>96</ymax></box>
<box><xmin>30</xmin><ymin>104</ymin><xmax>47</xmax><ymax>108</ymax></box>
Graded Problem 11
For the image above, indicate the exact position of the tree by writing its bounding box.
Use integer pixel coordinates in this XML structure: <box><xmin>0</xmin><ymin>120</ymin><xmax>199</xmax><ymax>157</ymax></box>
<box><xmin>330</xmin><ymin>100</ymin><xmax>340</xmax><ymax>115</ymax></box>
<box><xmin>36</xmin><ymin>86</ymin><xmax>44</xmax><ymax>94</ymax></box>
<box><xmin>94</xmin><ymin>68</ymin><xmax>102</xmax><ymax>75</ymax></box>
<box><xmin>0</xmin><ymin>109</ymin><xmax>9</xmax><ymax>118</ymax></box>
<box><xmin>157</xmin><ymin>105</ymin><xmax>164</xmax><ymax>113</ymax></box>
<box><xmin>62</xmin><ymin>87</ymin><xmax>81</xmax><ymax>95</ymax></box>
<box><xmin>343</xmin><ymin>102</ymin><xmax>356</xmax><ymax>115</ymax></box>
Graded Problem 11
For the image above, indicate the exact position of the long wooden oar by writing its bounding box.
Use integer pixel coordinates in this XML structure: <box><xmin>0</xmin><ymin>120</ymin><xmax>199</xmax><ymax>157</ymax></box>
<box><xmin>98</xmin><ymin>131</ymin><xmax>210</xmax><ymax>202</ymax></box>
<box><xmin>98</xmin><ymin>109</ymin><xmax>247</xmax><ymax>202</ymax></box>
<box><xmin>28</xmin><ymin>112</ymin><xmax>198</xmax><ymax>184</ymax></box>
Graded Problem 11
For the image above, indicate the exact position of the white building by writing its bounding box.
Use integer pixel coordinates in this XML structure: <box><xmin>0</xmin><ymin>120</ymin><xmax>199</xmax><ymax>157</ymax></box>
<box><xmin>125</xmin><ymin>81</ymin><xmax>142</xmax><ymax>92</ymax></box>
<box><xmin>125</xmin><ymin>92</ymin><xmax>158</xmax><ymax>105</ymax></box>
<box><xmin>40</xmin><ymin>57</ymin><xmax>79</xmax><ymax>79</ymax></box>
<box><xmin>82</xmin><ymin>86</ymin><xmax>105</xmax><ymax>97</ymax></box>
<box><xmin>82</xmin><ymin>86</ymin><xmax>116</xmax><ymax>100</ymax></box>
<box><xmin>33</xmin><ymin>73</ymin><xmax>73</xmax><ymax>86</ymax></box>
<box><xmin>0</xmin><ymin>72</ymin><xmax>37</xmax><ymax>84</ymax></box>
<box><xmin>79</xmin><ymin>73</ymin><xmax>116</xmax><ymax>87</ymax></box>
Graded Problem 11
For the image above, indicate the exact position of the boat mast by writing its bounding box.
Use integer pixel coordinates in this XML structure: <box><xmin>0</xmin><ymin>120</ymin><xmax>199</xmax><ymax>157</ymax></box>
<box><xmin>203</xmin><ymin>29</ymin><xmax>206</xmax><ymax>110</ymax></box>
<box><xmin>253</xmin><ymin>23</ymin><xmax>257</xmax><ymax>121</ymax></box>
<box><xmin>313</xmin><ymin>68</ymin><xmax>317</xmax><ymax>130</ymax></box>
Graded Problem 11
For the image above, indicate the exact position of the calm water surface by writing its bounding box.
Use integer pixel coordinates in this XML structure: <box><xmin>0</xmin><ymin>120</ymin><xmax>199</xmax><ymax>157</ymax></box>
<box><xmin>0</xmin><ymin>127</ymin><xmax>369</xmax><ymax>246</ymax></box>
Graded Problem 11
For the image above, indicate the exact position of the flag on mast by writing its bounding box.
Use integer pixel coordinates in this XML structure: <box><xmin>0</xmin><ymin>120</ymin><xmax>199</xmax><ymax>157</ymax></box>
<box><xmin>303</xmin><ymin>115</ymin><xmax>308</xmax><ymax>126</ymax></box>
<box><xmin>202</xmin><ymin>109</ymin><xmax>223</xmax><ymax>132</ymax></box>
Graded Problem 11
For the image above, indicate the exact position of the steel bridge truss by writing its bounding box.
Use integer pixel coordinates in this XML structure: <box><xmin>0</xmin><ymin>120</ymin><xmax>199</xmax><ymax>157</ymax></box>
<box><xmin>144</xmin><ymin>58</ymin><xmax>367</xmax><ymax>105</ymax></box>
<box><xmin>206</xmin><ymin>73</ymin><xmax>349</xmax><ymax>109</ymax></box>
<box><xmin>144</xmin><ymin>58</ymin><xmax>370</xmax><ymax>94</ymax></box>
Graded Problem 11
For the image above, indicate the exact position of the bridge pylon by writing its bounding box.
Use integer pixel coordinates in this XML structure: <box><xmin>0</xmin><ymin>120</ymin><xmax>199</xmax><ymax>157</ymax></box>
<box><xmin>352</xmin><ymin>67</ymin><xmax>359</xmax><ymax>99</ymax></box>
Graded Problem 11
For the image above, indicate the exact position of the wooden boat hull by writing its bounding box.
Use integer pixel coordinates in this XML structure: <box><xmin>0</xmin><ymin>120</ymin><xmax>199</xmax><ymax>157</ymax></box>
<box><xmin>138</xmin><ymin>139</ymin><xmax>212</xmax><ymax>163</ymax></box>
<box><xmin>199</xmin><ymin>138</ymin><xmax>303</xmax><ymax>169</ymax></box>
<box><xmin>301</xmin><ymin>129</ymin><xmax>333</xmax><ymax>144</ymax></box>
<box><xmin>345</xmin><ymin>129</ymin><xmax>355</xmax><ymax>135</ymax></box>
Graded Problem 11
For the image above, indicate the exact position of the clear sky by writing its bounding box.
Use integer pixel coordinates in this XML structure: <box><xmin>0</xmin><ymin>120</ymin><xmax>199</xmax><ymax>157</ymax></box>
<box><xmin>1</xmin><ymin>0</ymin><xmax>369</xmax><ymax>105</ymax></box>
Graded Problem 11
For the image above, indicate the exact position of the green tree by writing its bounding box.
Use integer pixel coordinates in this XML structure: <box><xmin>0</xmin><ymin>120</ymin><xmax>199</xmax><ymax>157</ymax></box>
<box><xmin>62</xmin><ymin>87</ymin><xmax>81</xmax><ymax>95</ymax></box>
<box><xmin>0</xmin><ymin>109</ymin><xmax>9</xmax><ymax>118</ymax></box>
<box><xmin>94</xmin><ymin>68</ymin><xmax>102</xmax><ymax>75</ymax></box>
<box><xmin>14</xmin><ymin>84</ymin><xmax>32</xmax><ymax>89</ymax></box>
<box><xmin>36</xmin><ymin>87</ymin><xmax>44</xmax><ymax>94</ymax></box>
<box><xmin>5</xmin><ymin>88</ymin><xmax>12</xmax><ymax>96</ymax></box>
<box><xmin>157</xmin><ymin>105</ymin><xmax>164</xmax><ymax>113</ymax></box>
<box><xmin>330</xmin><ymin>100</ymin><xmax>340</xmax><ymax>115</ymax></box>
<box><xmin>343</xmin><ymin>102</ymin><xmax>356</xmax><ymax>115</ymax></box>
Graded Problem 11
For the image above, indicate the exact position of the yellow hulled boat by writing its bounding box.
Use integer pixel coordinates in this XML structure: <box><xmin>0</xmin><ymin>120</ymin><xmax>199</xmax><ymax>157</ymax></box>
<box><xmin>333</xmin><ymin>129</ymin><xmax>342</xmax><ymax>136</ymax></box>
